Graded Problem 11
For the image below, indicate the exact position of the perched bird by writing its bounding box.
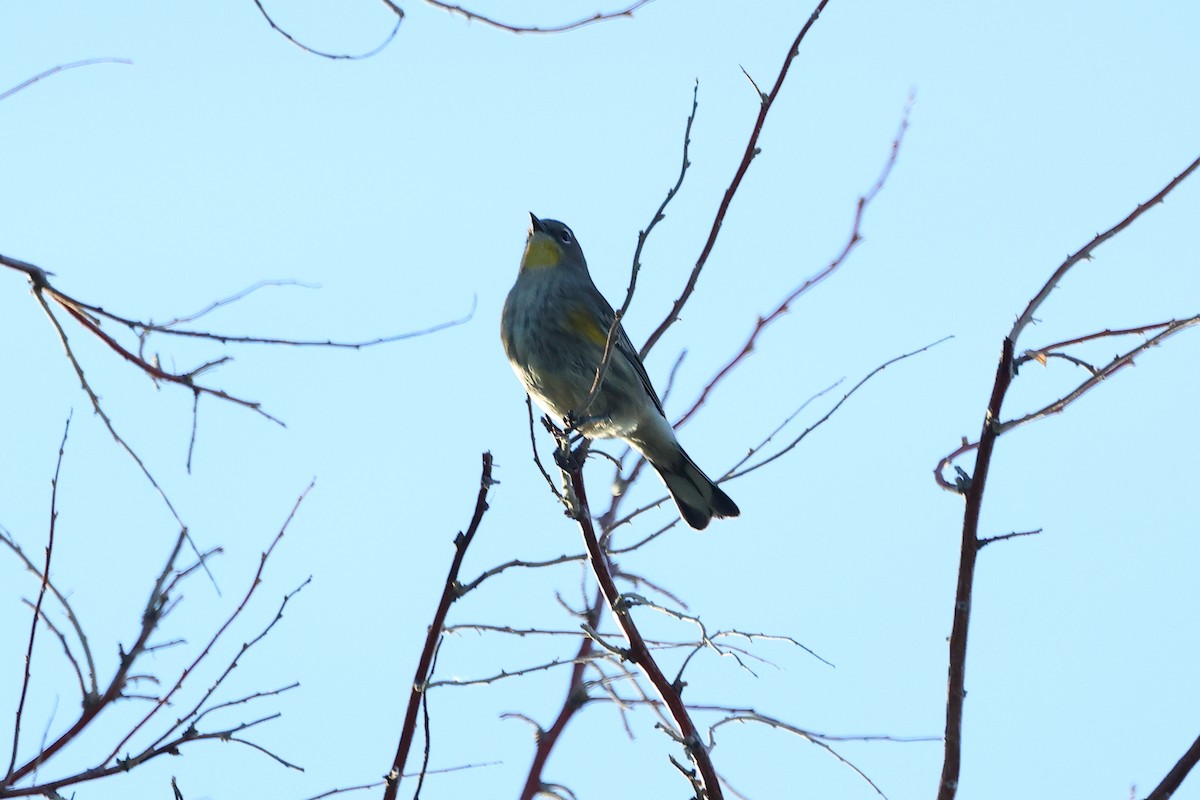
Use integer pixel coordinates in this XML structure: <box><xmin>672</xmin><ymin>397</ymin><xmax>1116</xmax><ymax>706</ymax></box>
<box><xmin>501</xmin><ymin>213</ymin><xmax>739</xmax><ymax>530</ymax></box>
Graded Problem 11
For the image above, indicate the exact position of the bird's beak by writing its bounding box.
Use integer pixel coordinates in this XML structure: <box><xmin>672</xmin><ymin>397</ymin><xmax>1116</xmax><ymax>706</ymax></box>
<box><xmin>529</xmin><ymin>213</ymin><xmax>547</xmax><ymax>233</ymax></box>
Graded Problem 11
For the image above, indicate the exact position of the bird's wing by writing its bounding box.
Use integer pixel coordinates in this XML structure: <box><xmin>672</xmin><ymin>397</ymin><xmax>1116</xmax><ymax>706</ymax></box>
<box><xmin>568</xmin><ymin>298</ymin><xmax>666</xmax><ymax>418</ymax></box>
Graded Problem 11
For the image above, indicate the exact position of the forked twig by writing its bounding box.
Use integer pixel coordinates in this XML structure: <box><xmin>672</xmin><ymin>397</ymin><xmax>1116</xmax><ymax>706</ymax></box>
<box><xmin>935</xmin><ymin>153</ymin><xmax>1200</xmax><ymax>800</ymax></box>
<box><xmin>560</xmin><ymin>448</ymin><xmax>722</xmax><ymax>799</ymax></box>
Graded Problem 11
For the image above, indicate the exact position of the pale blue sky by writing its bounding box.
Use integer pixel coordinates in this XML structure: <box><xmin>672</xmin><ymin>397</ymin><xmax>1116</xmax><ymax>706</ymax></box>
<box><xmin>2</xmin><ymin>2</ymin><xmax>1199</xmax><ymax>799</ymax></box>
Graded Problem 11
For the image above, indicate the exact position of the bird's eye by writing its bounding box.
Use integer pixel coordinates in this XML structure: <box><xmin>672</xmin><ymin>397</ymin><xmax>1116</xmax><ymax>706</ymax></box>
<box><xmin>559</xmin><ymin>229</ymin><xmax>573</xmax><ymax>244</ymax></box>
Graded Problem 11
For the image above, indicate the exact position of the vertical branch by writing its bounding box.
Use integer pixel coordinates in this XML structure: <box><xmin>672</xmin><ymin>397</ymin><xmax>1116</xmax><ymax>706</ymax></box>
<box><xmin>6</xmin><ymin>415</ymin><xmax>71</xmax><ymax>781</ymax></box>
<box><xmin>935</xmin><ymin>153</ymin><xmax>1200</xmax><ymax>800</ymax></box>
<box><xmin>936</xmin><ymin>338</ymin><xmax>1012</xmax><ymax>800</ymax></box>
<box><xmin>383</xmin><ymin>453</ymin><xmax>495</xmax><ymax>800</ymax></box>
<box><xmin>518</xmin><ymin>591</ymin><xmax>605</xmax><ymax>800</ymax></box>
<box><xmin>563</xmin><ymin>454</ymin><xmax>722</xmax><ymax>799</ymax></box>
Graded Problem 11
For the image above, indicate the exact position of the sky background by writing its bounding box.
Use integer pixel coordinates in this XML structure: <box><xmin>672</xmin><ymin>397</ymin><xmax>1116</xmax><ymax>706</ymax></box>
<box><xmin>2</xmin><ymin>1</ymin><xmax>1199</xmax><ymax>799</ymax></box>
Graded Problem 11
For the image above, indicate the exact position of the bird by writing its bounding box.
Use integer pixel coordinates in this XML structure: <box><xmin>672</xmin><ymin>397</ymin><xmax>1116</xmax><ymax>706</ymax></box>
<box><xmin>500</xmin><ymin>213</ymin><xmax>739</xmax><ymax>530</ymax></box>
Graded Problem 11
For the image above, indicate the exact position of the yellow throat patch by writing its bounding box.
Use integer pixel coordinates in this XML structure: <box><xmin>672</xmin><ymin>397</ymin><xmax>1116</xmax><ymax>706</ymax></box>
<box><xmin>521</xmin><ymin>234</ymin><xmax>564</xmax><ymax>271</ymax></box>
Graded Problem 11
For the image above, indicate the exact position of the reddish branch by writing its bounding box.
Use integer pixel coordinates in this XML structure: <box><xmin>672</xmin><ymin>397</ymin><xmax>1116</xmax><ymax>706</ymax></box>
<box><xmin>564</xmin><ymin>455</ymin><xmax>722</xmax><ymax>799</ymax></box>
<box><xmin>935</xmin><ymin>154</ymin><xmax>1200</xmax><ymax>800</ymax></box>
<box><xmin>2</xmin><ymin>486</ymin><xmax>309</xmax><ymax>797</ymax></box>
<box><xmin>506</xmin><ymin>2</ymin><xmax>845</xmax><ymax>791</ymax></box>
<box><xmin>674</xmin><ymin>96</ymin><xmax>911</xmax><ymax>431</ymax></box>
<box><xmin>1009</xmin><ymin>156</ymin><xmax>1200</xmax><ymax>343</ymax></box>
<box><xmin>54</xmin><ymin>296</ymin><xmax>283</xmax><ymax>424</ymax></box>
<box><xmin>0</xmin><ymin>253</ymin><xmax>474</xmax><ymax>420</ymax></box>
<box><xmin>1</xmin><ymin>531</ymin><xmax>188</xmax><ymax>791</ymax></box>
<box><xmin>640</xmin><ymin>0</ymin><xmax>832</xmax><ymax>359</ymax></box>
<box><xmin>383</xmin><ymin>452</ymin><xmax>495</xmax><ymax>800</ymax></box>
<box><xmin>1018</xmin><ymin>320</ymin><xmax>1182</xmax><ymax>360</ymax></box>
<box><xmin>518</xmin><ymin>592</ymin><xmax>605</xmax><ymax>800</ymax></box>
<box><xmin>1144</xmin><ymin>732</ymin><xmax>1200</xmax><ymax>800</ymax></box>
<box><xmin>102</xmin><ymin>493</ymin><xmax>305</xmax><ymax>766</ymax></box>
<box><xmin>937</xmin><ymin>337</ymin><xmax>1012</xmax><ymax>800</ymax></box>
<box><xmin>999</xmin><ymin>316</ymin><xmax>1200</xmax><ymax>435</ymax></box>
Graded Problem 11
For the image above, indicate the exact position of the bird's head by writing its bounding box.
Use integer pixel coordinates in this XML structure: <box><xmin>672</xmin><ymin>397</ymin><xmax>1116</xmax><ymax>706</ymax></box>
<box><xmin>520</xmin><ymin>213</ymin><xmax>586</xmax><ymax>272</ymax></box>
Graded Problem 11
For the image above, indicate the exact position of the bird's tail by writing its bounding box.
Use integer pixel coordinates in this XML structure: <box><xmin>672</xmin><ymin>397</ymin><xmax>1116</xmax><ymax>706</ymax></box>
<box><xmin>653</xmin><ymin>450</ymin><xmax>740</xmax><ymax>531</ymax></box>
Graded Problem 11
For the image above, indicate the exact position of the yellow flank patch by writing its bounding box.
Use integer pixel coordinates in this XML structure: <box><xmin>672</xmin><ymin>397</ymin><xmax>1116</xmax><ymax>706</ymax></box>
<box><xmin>521</xmin><ymin>235</ymin><xmax>564</xmax><ymax>270</ymax></box>
<box><xmin>566</xmin><ymin>307</ymin><xmax>609</xmax><ymax>346</ymax></box>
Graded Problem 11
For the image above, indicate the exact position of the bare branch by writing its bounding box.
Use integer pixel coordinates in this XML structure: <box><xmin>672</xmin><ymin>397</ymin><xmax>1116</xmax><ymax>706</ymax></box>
<box><xmin>559</xmin><ymin>445</ymin><xmax>723</xmax><ymax>799</ymax></box>
<box><xmin>27</xmin><ymin>286</ymin><xmax>186</xmax><ymax>526</ymax></box>
<box><xmin>102</xmin><ymin>483</ymin><xmax>312</xmax><ymax>766</ymax></box>
<box><xmin>6</xmin><ymin>416</ymin><xmax>71</xmax><ymax>780</ymax></box>
<box><xmin>936</xmin><ymin>153</ymin><xmax>1200</xmax><ymax>800</ymax></box>
<box><xmin>458</xmin><ymin>552</ymin><xmax>586</xmax><ymax>595</ymax></box>
<box><xmin>0</xmin><ymin>533</ymin><xmax>98</xmax><ymax>696</ymax></box>
<box><xmin>424</xmin><ymin>0</ymin><xmax>653</xmax><ymax>34</ymax></box>
<box><xmin>707</xmin><ymin>713</ymin><xmax>905</xmax><ymax>799</ymax></box>
<box><xmin>1009</xmin><ymin>154</ymin><xmax>1200</xmax><ymax>343</ymax></box>
<box><xmin>252</xmin><ymin>0</ymin><xmax>403</xmax><ymax>59</ymax></box>
<box><xmin>3</xmin><ymin>530</ymin><xmax>189</xmax><ymax>786</ymax></box>
<box><xmin>581</xmin><ymin>82</ymin><xmax>699</xmax><ymax>418</ymax></box>
<box><xmin>977</xmin><ymin>529</ymin><xmax>1042</xmax><ymax>549</ymax></box>
<box><xmin>518</xmin><ymin>594</ymin><xmax>605</xmax><ymax>800</ymax></box>
<box><xmin>0</xmin><ymin>59</ymin><xmax>131</xmax><ymax>104</ymax></box>
<box><xmin>383</xmin><ymin>453</ymin><xmax>497</xmax><ymax>800</ymax></box>
<box><xmin>672</xmin><ymin>96</ymin><xmax>913</xmax><ymax>431</ymax></box>
<box><xmin>998</xmin><ymin>316</ymin><xmax>1200</xmax><ymax>435</ymax></box>
<box><xmin>640</xmin><ymin>0</ymin><xmax>833</xmax><ymax>359</ymax></box>
<box><xmin>1143</xmin><ymin>731</ymin><xmax>1200</xmax><ymax>800</ymax></box>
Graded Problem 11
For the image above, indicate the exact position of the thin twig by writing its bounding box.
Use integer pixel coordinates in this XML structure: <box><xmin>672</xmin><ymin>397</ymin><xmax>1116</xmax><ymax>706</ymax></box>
<box><xmin>977</xmin><ymin>529</ymin><xmax>1042</xmax><ymax>549</ymax></box>
<box><xmin>580</xmin><ymin>82</ymin><xmax>699</xmax><ymax>417</ymax></box>
<box><xmin>0</xmin><ymin>59</ymin><xmax>131</xmax><ymax>104</ymax></box>
<box><xmin>517</xmin><ymin>592</ymin><xmax>605</xmax><ymax>800</ymax></box>
<box><xmin>3</xmin><ymin>530</ymin><xmax>189</xmax><ymax>786</ymax></box>
<box><xmin>102</xmin><ymin>484</ymin><xmax>311</xmax><ymax>766</ymax></box>
<box><xmin>6</xmin><ymin>416</ymin><xmax>71</xmax><ymax>781</ymax></box>
<box><xmin>425</xmin><ymin>0</ymin><xmax>653</xmax><ymax>33</ymax></box>
<box><xmin>383</xmin><ymin>453</ymin><xmax>496</xmax><ymax>800</ymax></box>
<box><xmin>640</xmin><ymin>0</ymin><xmax>833</xmax><ymax>359</ymax></box>
<box><xmin>708</xmin><ymin>714</ymin><xmax>893</xmax><ymax>799</ymax></box>
<box><xmin>526</xmin><ymin>396</ymin><xmax>563</xmax><ymax>500</ymax></box>
<box><xmin>30</xmin><ymin>288</ymin><xmax>189</xmax><ymax>527</ymax></box>
<box><xmin>1010</xmin><ymin>154</ymin><xmax>1200</xmax><ymax>343</ymax></box>
<box><xmin>1017</xmin><ymin>320</ymin><xmax>1179</xmax><ymax>363</ymax></box>
<box><xmin>673</xmin><ymin>95</ymin><xmax>913</xmax><ymax>431</ymax></box>
<box><xmin>252</xmin><ymin>0</ymin><xmax>403</xmax><ymax>59</ymax></box>
<box><xmin>998</xmin><ymin>316</ymin><xmax>1200</xmax><ymax>434</ymax></box>
<box><xmin>0</xmin><ymin>534</ymin><xmax>98</xmax><ymax>697</ymax></box>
